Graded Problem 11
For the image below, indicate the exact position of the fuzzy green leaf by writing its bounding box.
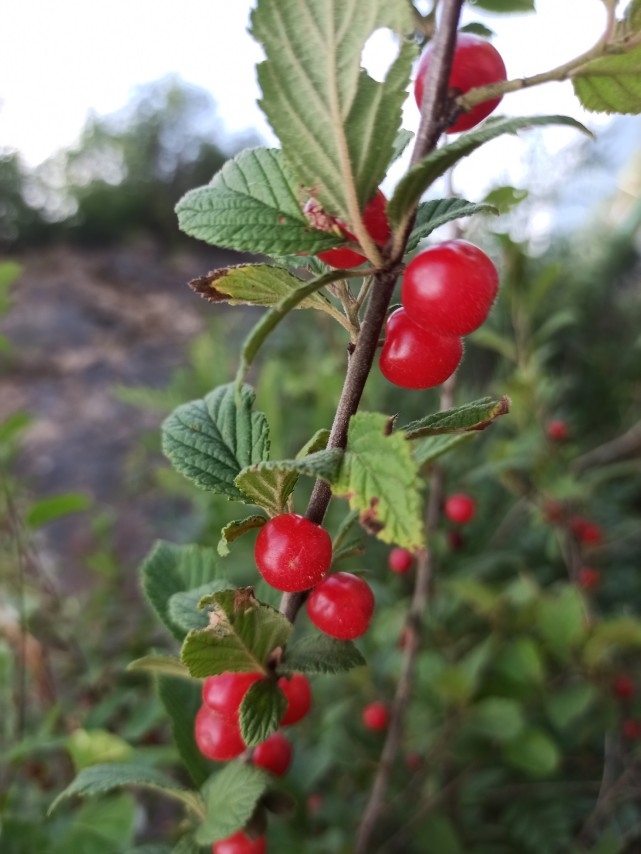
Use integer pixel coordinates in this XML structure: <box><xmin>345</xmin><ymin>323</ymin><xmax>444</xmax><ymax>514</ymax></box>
<box><xmin>26</xmin><ymin>493</ymin><xmax>91</xmax><ymax>528</ymax></box>
<box><xmin>402</xmin><ymin>396</ymin><xmax>510</xmax><ymax>439</ymax></box>
<box><xmin>413</xmin><ymin>433</ymin><xmax>475</xmax><ymax>466</ymax></box>
<box><xmin>168</xmin><ymin>581</ymin><xmax>234</xmax><ymax>633</ymax></box>
<box><xmin>140</xmin><ymin>542</ymin><xmax>226</xmax><ymax>642</ymax></box>
<box><xmin>251</xmin><ymin>0</ymin><xmax>416</xmax><ymax>222</ymax></box>
<box><xmin>218</xmin><ymin>516</ymin><xmax>266</xmax><ymax>557</ymax></box>
<box><xmin>162</xmin><ymin>383</ymin><xmax>270</xmax><ymax>500</ymax></box>
<box><xmin>239</xmin><ymin>680</ymin><xmax>288</xmax><ymax>747</ymax></box>
<box><xmin>127</xmin><ymin>655</ymin><xmax>190</xmax><ymax>679</ymax></box>
<box><xmin>332</xmin><ymin>412</ymin><xmax>424</xmax><ymax>549</ymax></box>
<box><xmin>235</xmin><ymin>450</ymin><xmax>343</xmax><ymax>516</ymax></box>
<box><xmin>48</xmin><ymin>763</ymin><xmax>202</xmax><ymax>817</ymax></box>
<box><xmin>196</xmin><ymin>763</ymin><xmax>271</xmax><ymax>845</ymax></box>
<box><xmin>181</xmin><ymin>589</ymin><xmax>292</xmax><ymax>678</ymax></box>
<box><xmin>406</xmin><ymin>198</ymin><xmax>498</xmax><ymax>252</ymax></box>
<box><xmin>176</xmin><ymin>148</ymin><xmax>341</xmax><ymax>255</ymax></box>
<box><xmin>188</xmin><ymin>264</ymin><xmax>335</xmax><ymax>313</ymax></box>
<box><xmin>469</xmin><ymin>0</ymin><xmax>535</xmax><ymax>11</ymax></box>
<box><xmin>158</xmin><ymin>676</ymin><xmax>212</xmax><ymax>787</ymax></box>
<box><xmin>282</xmin><ymin>634</ymin><xmax>366</xmax><ymax>674</ymax></box>
<box><xmin>573</xmin><ymin>44</ymin><xmax>641</xmax><ymax>114</ymax></box>
<box><xmin>388</xmin><ymin>115</ymin><xmax>590</xmax><ymax>229</ymax></box>
<box><xmin>466</xmin><ymin>697</ymin><xmax>525</xmax><ymax>742</ymax></box>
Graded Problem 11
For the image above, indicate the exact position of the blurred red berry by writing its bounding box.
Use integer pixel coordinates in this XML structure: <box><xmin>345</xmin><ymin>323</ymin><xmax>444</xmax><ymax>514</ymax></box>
<box><xmin>212</xmin><ymin>830</ymin><xmax>266</xmax><ymax>854</ymax></box>
<box><xmin>363</xmin><ymin>702</ymin><xmax>389</xmax><ymax>731</ymax></box>
<box><xmin>278</xmin><ymin>673</ymin><xmax>312</xmax><ymax>727</ymax></box>
<box><xmin>542</xmin><ymin>499</ymin><xmax>565</xmax><ymax>525</ymax></box>
<box><xmin>444</xmin><ymin>493</ymin><xmax>476</xmax><ymax>524</ymax></box>
<box><xmin>388</xmin><ymin>548</ymin><xmax>413</xmax><ymax>574</ymax></box>
<box><xmin>447</xmin><ymin>530</ymin><xmax>464</xmax><ymax>550</ymax></box>
<box><xmin>613</xmin><ymin>676</ymin><xmax>635</xmax><ymax>700</ymax></box>
<box><xmin>570</xmin><ymin>516</ymin><xmax>603</xmax><ymax>546</ymax></box>
<box><xmin>578</xmin><ymin>567</ymin><xmax>600</xmax><ymax>591</ymax></box>
<box><xmin>252</xmin><ymin>732</ymin><xmax>293</xmax><ymax>777</ymax></box>
<box><xmin>622</xmin><ymin>719</ymin><xmax>641</xmax><ymax>740</ymax></box>
<box><xmin>546</xmin><ymin>420</ymin><xmax>569</xmax><ymax>441</ymax></box>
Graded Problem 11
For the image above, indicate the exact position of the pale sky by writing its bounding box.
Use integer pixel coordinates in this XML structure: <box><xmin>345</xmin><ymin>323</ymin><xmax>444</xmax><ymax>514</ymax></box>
<box><xmin>0</xmin><ymin>0</ymin><xmax>611</xmax><ymax>171</ymax></box>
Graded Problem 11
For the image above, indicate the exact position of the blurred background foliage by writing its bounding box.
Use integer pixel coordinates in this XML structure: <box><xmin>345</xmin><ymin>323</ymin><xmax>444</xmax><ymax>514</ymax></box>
<box><xmin>1</xmin><ymin>77</ymin><xmax>641</xmax><ymax>852</ymax></box>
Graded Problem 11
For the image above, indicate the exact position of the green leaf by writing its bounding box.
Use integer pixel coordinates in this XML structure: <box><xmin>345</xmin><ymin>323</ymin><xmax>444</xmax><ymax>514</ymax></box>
<box><xmin>623</xmin><ymin>0</ymin><xmax>641</xmax><ymax>32</ymax></box>
<box><xmin>469</xmin><ymin>0</ymin><xmax>535</xmax><ymax>11</ymax></box>
<box><xmin>573</xmin><ymin>44</ymin><xmax>641</xmax><ymax>114</ymax></box>
<box><xmin>218</xmin><ymin>516</ymin><xmax>266</xmax><ymax>557</ymax></box>
<box><xmin>503</xmin><ymin>727</ymin><xmax>560</xmax><ymax>778</ymax></box>
<box><xmin>331</xmin><ymin>412</ymin><xmax>424</xmax><ymax>550</ymax></box>
<box><xmin>196</xmin><ymin>763</ymin><xmax>271</xmax><ymax>845</ymax></box>
<box><xmin>492</xmin><ymin>638</ymin><xmax>545</xmax><ymax>690</ymax></box>
<box><xmin>388</xmin><ymin>116</ymin><xmax>590</xmax><ymax>229</ymax></box>
<box><xmin>26</xmin><ymin>492</ymin><xmax>91</xmax><ymax>528</ymax></box>
<box><xmin>52</xmin><ymin>793</ymin><xmax>136</xmax><ymax>854</ymax></box>
<box><xmin>546</xmin><ymin>682</ymin><xmax>596</xmax><ymax>731</ymax></box>
<box><xmin>466</xmin><ymin>697</ymin><xmax>525</xmax><ymax>742</ymax></box>
<box><xmin>181</xmin><ymin>589</ymin><xmax>292</xmax><ymax>678</ymax></box>
<box><xmin>483</xmin><ymin>185</ymin><xmax>529</xmax><ymax>213</ymax></box>
<box><xmin>176</xmin><ymin>148</ymin><xmax>341</xmax><ymax>255</ymax></box>
<box><xmin>239</xmin><ymin>680</ymin><xmax>287</xmax><ymax>747</ymax></box>
<box><xmin>281</xmin><ymin>634</ymin><xmax>366</xmax><ymax>674</ymax></box>
<box><xmin>140</xmin><ymin>541</ymin><xmax>226</xmax><ymax>641</ymax></box>
<box><xmin>169</xmin><ymin>581</ymin><xmax>234</xmax><ymax>633</ymax></box>
<box><xmin>127</xmin><ymin>655</ymin><xmax>190</xmax><ymax>679</ymax></box>
<box><xmin>406</xmin><ymin>198</ymin><xmax>498</xmax><ymax>252</ymax></box>
<box><xmin>157</xmin><ymin>676</ymin><xmax>213</xmax><ymax>787</ymax></box>
<box><xmin>459</xmin><ymin>22</ymin><xmax>496</xmax><ymax>38</ymax></box>
<box><xmin>0</xmin><ymin>411</ymin><xmax>31</xmax><ymax>446</ymax></box>
<box><xmin>48</xmin><ymin>763</ymin><xmax>203</xmax><ymax>817</ymax></box>
<box><xmin>66</xmin><ymin>729</ymin><xmax>133</xmax><ymax>771</ymax></box>
<box><xmin>162</xmin><ymin>383</ymin><xmax>270</xmax><ymax>500</ymax></box>
<box><xmin>583</xmin><ymin>617</ymin><xmax>641</xmax><ymax>667</ymax></box>
<box><xmin>412</xmin><ymin>433</ymin><xmax>475</xmax><ymax>466</ymax></box>
<box><xmin>189</xmin><ymin>264</ymin><xmax>335</xmax><ymax>314</ymax></box>
<box><xmin>235</xmin><ymin>450</ymin><xmax>343</xmax><ymax>516</ymax></box>
<box><xmin>392</xmin><ymin>128</ymin><xmax>415</xmax><ymax>163</ymax></box>
<box><xmin>252</xmin><ymin>0</ymin><xmax>416</xmax><ymax>222</ymax></box>
<box><xmin>535</xmin><ymin>586</ymin><xmax>588</xmax><ymax>660</ymax></box>
<box><xmin>469</xmin><ymin>327</ymin><xmax>518</xmax><ymax>361</ymax></box>
<box><xmin>401</xmin><ymin>396</ymin><xmax>510</xmax><ymax>439</ymax></box>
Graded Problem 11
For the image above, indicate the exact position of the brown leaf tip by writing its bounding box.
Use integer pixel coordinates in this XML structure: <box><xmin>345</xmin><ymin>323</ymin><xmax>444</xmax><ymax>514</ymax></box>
<box><xmin>188</xmin><ymin>268</ymin><xmax>233</xmax><ymax>303</ymax></box>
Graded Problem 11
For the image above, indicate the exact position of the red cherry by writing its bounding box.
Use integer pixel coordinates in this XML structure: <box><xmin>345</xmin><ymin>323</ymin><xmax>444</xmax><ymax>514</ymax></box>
<box><xmin>252</xmin><ymin>732</ymin><xmax>293</xmax><ymax>776</ymax></box>
<box><xmin>212</xmin><ymin>830</ymin><xmax>267</xmax><ymax>854</ymax></box>
<box><xmin>306</xmin><ymin>572</ymin><xmax>375</xmax><ymax>640</ymax></box>
<box><xmin>379</xmin><ymin>307</ymin><xmax>463</xmax><ymax>390</ymax></box>
<box><xmin>362</xmin><ymin>701</ymin><xmax>389</xmax><ymax>731</ymax></box>
<box><xmin>388</xmin><ymin>547</ymin><xmax>413</xmax><ymax>574</ymax></box>
<box><xmin>316</xmin><ymin>190</ymin><xmax>391</xmax><ymax>268</ymax></box>
<box><xmin>547</xmin><ymin>420</ymin><xmax>569</xmax><ymax>441</ymax></box>
<box><xmin>622</xmin><ymin>719</ymin><xmax>641</xmax><ymax>740</ymax></box>
<box><xmin>444</xmin><ymin>493</ymin><xmax>475</xmax><ymax>524</ymax></box>
<box><xmin>577</xmin><ymin>567</ymin><xmax>600</xmax><ymax>591</ymax></box>
<box><xmin>194</xmin><ymin>705</ymin><xmax>246</xmax><ymax>761</ymax></box>
<box><xmin>570</xmin><ymin>517</ymin><xmax>603</xmax><ymax>546</ymax></box>
<box><xmin>613</xmin><ymin>676</ymin><xmax>635</xmax><ymax>700</ymax></box>
<box><xmin>278</xmin><ymin>673</ymin><xmax>312</xmax><ymax>727</ymax></box>
<box><xmin>254</xmin><ymin>514</ymin><xmax>332</xmax><ymax>592</ymax></box>
<box><xmin>401</xmin><ymin>241</ymin><xmax>499</xmax><ymax>337</ymax></box>
<box><xmin>414</xmin><ymin>33</ymin><xmax>507</xmax><ymax>133</ymax></box>
<box><xmin>203</xmin><ymin>672</ymin><xmax>264</xmax><ymax>721</ymax></box>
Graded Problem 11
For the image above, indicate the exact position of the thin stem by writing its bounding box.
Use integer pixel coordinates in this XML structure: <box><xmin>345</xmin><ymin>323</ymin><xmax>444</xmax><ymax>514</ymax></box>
<box><xmin>279</xmin><ymin>0</ymin><xmax>465</xmax><ymax>624</ymax></box>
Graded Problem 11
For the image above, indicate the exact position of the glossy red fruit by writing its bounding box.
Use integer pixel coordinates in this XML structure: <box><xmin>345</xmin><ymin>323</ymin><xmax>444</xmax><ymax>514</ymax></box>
<box><xmin>203</xmin><ymin>672</ymin><xmax>264</xmax><ymax>721</ymax></box>
<box><xmin>414</xmin><ymin>33</ymin><xmax>507</xmax><ymax>133</ymax></box>
<box><xmin>570</xmin><ymin>517</ymin><xmax>603</xmax><ymax>546</ymax></box>
<box><xmin>278</xmin><ymin>673</ymin><xmax>312</xmax><ymax>727</ymax></box>
<box><xmin>388</xmin><ymin>547</ymin><xmax>413</xmax><ymax>574</ymax></box>
<box><xmin>252</xmin><ymin>732</ymin><xmax>293</xmax><ymax>776</ymax></box>
<box><xmin>547</xmin><ymin>420</ymin><xmax>569</xmax><ymax>441</ymax></box>
<box><xmin>444</xmin><ymin>493</ymin><xmax>475</xmax><ymax>524</ymax></box>
<box><xmin>306</xmin><ymin>572</ymin><xmax>375</xmax><ymax>640</ymax></box>
<box><xmin>379</xmin><ymin>308</ymin><xmax>463</xmax><ymax>390</ymax></box>
<box><xmin>577</xmin><ymin>567</ymin><xmax>600</xmax><ymax>591</ymax></box>
<box><xmin>254</xmin><ymin>513</ymin><xmax>333</xmax><ymax>592</ymax></box>
<box><xmin>622</xmin><ymin>719</ymin><xmax>641</xmax><ymax>740</ymax></box>
<box><xmin>212</xmin><ymin>830</ymin><xmax>267</xmax><ymax>854</ymax></box>
<box><xmin>401</xmin><ymin>241</ymin><xmax>499</xmax><ymax>337</ymax></box>
<box><xmin>316</xmin><ymin>190</ymin><xmax>390</xmax><ymax>269</ymax></box>
<box><xmin>194</xmin><ymin>704</ymin><xmax>246</xmax><ymax>761</ymax></box>
<box><xmin>613</xmin><ymin>675</ymin><xmax>635</xmax><ymax>700</ymax></box>
<box><xmin>363</xmin><ymin>701</ymin><xmax>389</xmax><ymax>731</ymax></box>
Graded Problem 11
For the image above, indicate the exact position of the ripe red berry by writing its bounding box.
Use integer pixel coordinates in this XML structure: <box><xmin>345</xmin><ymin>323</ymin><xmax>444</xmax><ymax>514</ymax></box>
<box><xmin>315</xmin><ymin>189</ymin><xmax>390</xmax><ymax>268</ymax></box>
<box><xmin>401</xmin><ymin>241</ymin><xmax>499</xmax><ymax>337</ymax></box>
<box><xmin>622</xmin><ymin>719</ymin><xmax>641</xmax><ymax>740</ymax></box>
<box><xmin>194</xmin><ymin>705</ymin><xmax>246</xmax><ymax>761</ymax></box>
<box><xmin>613</xmin><ymin>675</ymin><xmax>635</xmax><ymax>700</ymax></box>
<box><xmin>379</xmin><ymin>307</ymin><xmax>463</xmax><ymax>390</ymax></box>
<box><xmin>577</xmin><ymin>567</ymin><xmax>600</xmax><ymax>591</ymax></box>
<box><xmin>444</xmin><ymin>493</ymin><xmax>475</xmax><ymax>524</ymax></box>
<box><xmin>362</xmin><ymin>701</ymin><xmax>389</xmax><ymax>731</ymax></box>
<box><xmin>306</xmin><ymin>571</ymin><xmax>375</xmax><ymax>640</ymax></box>
<box><xmin>546</xmin><ymin>420</ymin><xmax>569</xmax><ymax>441</ymax></box>
<box><xmin>252</xmin><ymin>731</ymin><xmax>293</xmax><ymax>776</ymax></box>
<box><xmin>414</xmin><ymin>33</ymin><xmax>507</xmax><ymax>133</ymax></box>
<box><xmin>570</xmin><ymin>517</ymin><xmax>603</xmax><ymax>546</ymax></box>
<box><xmin>388</xmin><ymin>547</ymin><xmax>413</xmax><ymax>574</ymax></box>
<box><xmin>212</xmin><ymin>830</ymin><xmax>266</xmax><ymax>854</ymax></box>
<box><xmin>203</xmin><ymin>672</ymin><xmax>264</xmax><ymax>721</ymax></box>
<box><xmin>278</xmin><ymin>673</ymin><xmax>312</xmax><ymax>727</ymax></box>
<box><xmin>254</xmin><ymin>514</ymin><xmax>333</xmax><ymax>592</ymax></box>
